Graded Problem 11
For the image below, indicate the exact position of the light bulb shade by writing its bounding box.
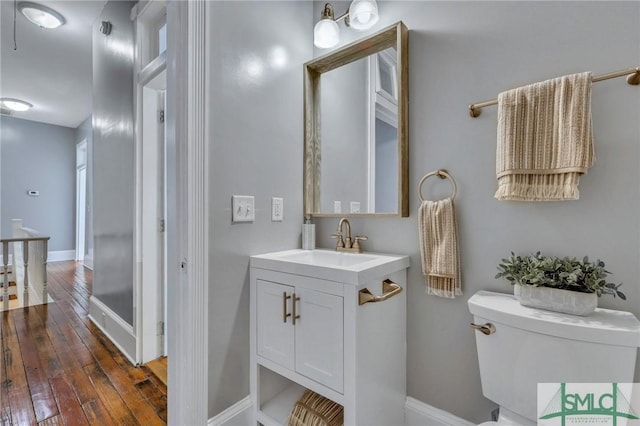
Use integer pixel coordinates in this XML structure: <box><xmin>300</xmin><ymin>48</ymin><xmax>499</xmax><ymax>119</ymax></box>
<box><xmin>18</xmin><ymin>2</ymin><xmax>66</xmax><ymax>29</ymax></box>
<box><xmin>314</xmin><ymin>19</ymin><xmax>339</xmax><ymax>49</ymax></box>
<box><xmin>348</xmin><ymin>0</ymin><xmax>379</xmax><ymax>30</ymax></box>
<box><xmin>0</xmin><ymin>98</ymin><xmax>33</xmax><ymax>112</ymax></box>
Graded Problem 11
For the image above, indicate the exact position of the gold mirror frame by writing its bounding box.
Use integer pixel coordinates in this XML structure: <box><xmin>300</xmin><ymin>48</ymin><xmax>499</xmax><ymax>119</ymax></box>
<box><xmin>304</xmin><ymin>21</ymin><xmax>409</xmax><ymax>217</ymax></box>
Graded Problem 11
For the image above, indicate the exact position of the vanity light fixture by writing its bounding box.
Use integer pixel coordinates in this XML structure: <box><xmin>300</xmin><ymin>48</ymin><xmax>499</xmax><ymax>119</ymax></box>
<box><xmin>0</xmin><ymin>98</ymin><xmax>33</xmax><ymax>112</ymax></box>
<box><xmin>313</xmin><ymin>0</ymin><xmax>379</xmax><ymax>49</ymax></box>
<box><xmin>18</xmin><ymin>2</ymin><xmax>66</xmax><ymax>29</ymax></box>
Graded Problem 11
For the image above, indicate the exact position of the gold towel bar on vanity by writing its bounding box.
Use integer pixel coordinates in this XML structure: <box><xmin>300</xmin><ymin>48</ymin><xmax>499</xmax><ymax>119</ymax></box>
<box><xmin>359</xmin><ymin>279</ymin><xmax>403</xmax><ymax>305</ymax></box>
<box><xmin>468</xmin><ymin>66</ymin><xmax>640</xmax><ymax>118</ymax></box>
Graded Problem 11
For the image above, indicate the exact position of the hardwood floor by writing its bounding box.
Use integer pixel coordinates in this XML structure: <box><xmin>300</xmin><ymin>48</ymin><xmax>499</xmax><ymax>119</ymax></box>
<box><xmin>1</xmin><ymin>261</ymin><xmax>167</xmax><ymax>425</ymax></box>
<box><xmin>144</xmin><ymin>358</ymin><xmax>167</xmax><ymax>387</ymax></box>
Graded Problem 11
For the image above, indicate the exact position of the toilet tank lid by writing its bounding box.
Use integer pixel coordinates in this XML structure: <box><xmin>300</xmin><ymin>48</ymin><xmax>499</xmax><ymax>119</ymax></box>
<box><xmin>468</xmin><ymin>291</ymin><xmax>640</xmax><ymax>348</ymax></box>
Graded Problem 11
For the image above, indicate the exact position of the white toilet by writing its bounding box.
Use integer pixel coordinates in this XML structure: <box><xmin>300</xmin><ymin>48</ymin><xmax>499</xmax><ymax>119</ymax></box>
<box><xmin>468</xmin><ymin>290</ymin><xmax>640</xmax><ymax>425</ymax></box>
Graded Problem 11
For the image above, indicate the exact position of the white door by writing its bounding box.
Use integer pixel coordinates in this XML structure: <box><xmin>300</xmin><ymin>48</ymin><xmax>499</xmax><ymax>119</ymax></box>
<box><xmin>294</xmin><ymin>288</ymin><xmax>344</xmax><ymax>393</ymax></box>
<box><xmin>256</xmin><ymin>280</ymin><xmax>295</xmax><ymax>370</ymax></box>
<box><xmin>140</xmin><ymin>80</ymin><xmax>167</xmax><ymax>362</ymax></box>
<box><xmin>161</xmin><ymin>92</ymin><xmax>168</xmax><ymax>356</ymax></box>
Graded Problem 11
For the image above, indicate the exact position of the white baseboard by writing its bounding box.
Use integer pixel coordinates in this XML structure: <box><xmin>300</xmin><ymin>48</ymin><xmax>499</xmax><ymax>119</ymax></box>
<box><xmin>206</xmin><ymin>396</ymin><xmax>473</xmax><ymax>426</ymax></box>
<box><xmin>49</xmin><ymin>250</ymin><xmax>76</xmax><ymax>262</ymax></box>
<box><xmin>88</xmin><ymin>296</ymin><xmax>137</xmax><ymax>365</ymax></box>
<box><xmin>405</xmin><ymin>397</ymin><xmax>475</xmax><ymax>426</ymax></box>
<box><xmin>83</xmin><ymin>254</ymin><xmax>94</xmax><ymax>270</ymax></box>
<box><xmin>208</xmin><ymin>396</ymin><xmax>252</xmax><ymax>426</ymax></box>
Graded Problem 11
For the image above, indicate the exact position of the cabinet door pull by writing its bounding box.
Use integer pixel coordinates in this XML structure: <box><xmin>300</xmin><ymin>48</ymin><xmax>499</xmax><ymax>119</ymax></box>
<box><xmin>292</xmin><ymin>293</ymin><xmax>301</xmax><ymax>325</ymax></box>
<box><xmin>283</xmin><ymin>292</ymin><xmax>291</xmax><ymax>323</ymax></box>
<box><xmin>358</xmin><ymin>279</ymin><xmax>403</xmax><ymax>305</ymax></box>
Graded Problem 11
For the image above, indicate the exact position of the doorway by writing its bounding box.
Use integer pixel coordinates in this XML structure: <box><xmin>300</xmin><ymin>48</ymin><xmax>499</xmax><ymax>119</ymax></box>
<box><xmin>134</xmin><ymin>0</ymin><xmax>169</xmax><ymax>371</ymax></box>
<box><xmin>138</xmin><ymin>73</ymin><xmax>167</xmax><ymax>364</ymax></box>
<box><xmin>76</xmin><ymin>140</ymin><xmax>87</xmax><ymax>262</ymax></box>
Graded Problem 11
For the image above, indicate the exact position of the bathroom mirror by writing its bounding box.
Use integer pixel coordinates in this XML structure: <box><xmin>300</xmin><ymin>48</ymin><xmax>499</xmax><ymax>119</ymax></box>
<box><xmin>304</xmin><ymin>21</ymin><xmax>408</xmax><ymax>217</ymax></box>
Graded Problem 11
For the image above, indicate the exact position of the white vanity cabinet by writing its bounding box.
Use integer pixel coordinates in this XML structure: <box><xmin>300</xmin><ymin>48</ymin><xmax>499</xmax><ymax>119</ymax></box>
<box><xmin>256</xmin><ymin>279</ymin><xmax>344</xmax><ymax>393</ymax></box>
<box><xmin>250</xmin><ymin>249</ymin><xmax>409</xmax><ymax>426</ymax></box>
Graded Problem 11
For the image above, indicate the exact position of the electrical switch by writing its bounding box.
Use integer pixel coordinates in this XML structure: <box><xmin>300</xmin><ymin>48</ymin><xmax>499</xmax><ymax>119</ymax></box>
<box><xmin>232</xmin><ymin>195</ymin><xmax>255</xmax><ymax>223</ymax></box>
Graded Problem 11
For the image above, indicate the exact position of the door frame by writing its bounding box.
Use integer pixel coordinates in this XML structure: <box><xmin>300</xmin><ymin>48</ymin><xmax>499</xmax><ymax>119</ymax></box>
<box><xmin>133</xmin><ymin>0</ymin><xmax>168</xmax><ymax>365</ymax></box>
<box><xmin>166</xmin><ymin>1</ymin><xmax>209</xmax><ymax>424</ymax></box>
<box><xmin>75</xmin><ymin>139</ymin><xmax>87</xmax><ymax>262</ymax></box>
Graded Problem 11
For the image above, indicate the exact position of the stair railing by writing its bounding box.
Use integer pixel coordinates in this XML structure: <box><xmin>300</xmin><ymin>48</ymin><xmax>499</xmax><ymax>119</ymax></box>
<box><xmin>1</xmin><ymin>219</ymin><xmax>50</xmax><ymax>309</ymax></box>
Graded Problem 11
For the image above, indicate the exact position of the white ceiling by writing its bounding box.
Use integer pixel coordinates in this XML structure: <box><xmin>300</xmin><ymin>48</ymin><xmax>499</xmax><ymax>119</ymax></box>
<box><xmin>0</xmin><ymin>0</ymin><xmax>107</xmax><ymax>128</ymax></box>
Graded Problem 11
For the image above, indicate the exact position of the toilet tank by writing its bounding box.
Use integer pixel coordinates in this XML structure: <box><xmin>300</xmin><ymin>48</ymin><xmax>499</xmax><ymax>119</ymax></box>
<box><xmin>468</xmin><ymin>291</ymin><xmax>640</xmax><ymax>422</ymax></box>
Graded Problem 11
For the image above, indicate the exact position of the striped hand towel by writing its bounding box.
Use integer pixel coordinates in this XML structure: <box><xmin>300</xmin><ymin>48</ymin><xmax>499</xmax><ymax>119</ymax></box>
<box><xmin>495</xmin><ymin>72</ymin><xmax>595</xmax><ymax>201</ymax></box>
<box><xmin>418</xmin><ymin>198</ymin><xmax>461</xmax><ymax>298</ymax></box>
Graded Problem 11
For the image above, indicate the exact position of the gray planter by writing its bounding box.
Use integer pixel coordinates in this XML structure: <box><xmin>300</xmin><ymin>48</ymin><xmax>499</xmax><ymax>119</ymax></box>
<box><xmin>514</xmin><ymin>284</ymin><xmax>597</xmax><ymax>316</ymax></box>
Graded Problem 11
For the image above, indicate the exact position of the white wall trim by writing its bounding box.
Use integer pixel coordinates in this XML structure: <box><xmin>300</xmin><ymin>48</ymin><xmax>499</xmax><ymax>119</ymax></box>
<box><xmin>167</xmin><ymin>1</ymin><xmax>209</xmax><ymax>424</ymax></box>
<box><xmin>207</xmin><ymin>396</ymin><xmax>253</xmax><ymax>426</ymax></box>
<box><xmin>83</xmin><ymin>254</ymin><xmax>94</xmax><ymax>270</ymax></box>
<box><xmin>88</xmin><ymin>295</ymin><xmax>137</xmax><ymax>365</ymax></box>
<box><xmin>405</xmin><ymin>397</ymin><xmax>475</xmax><ymax>426</ymax></box>
<box><xmin>49</xmin><ymin>250</ymin><xmax>76</xmax><ymax>262</ymax></box>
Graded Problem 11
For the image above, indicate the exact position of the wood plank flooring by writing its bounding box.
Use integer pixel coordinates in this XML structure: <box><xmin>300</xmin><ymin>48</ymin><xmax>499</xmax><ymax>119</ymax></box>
<box><xmin>144</xmin><ymin>358</ymin><xmax>167</xmax><ymax>387</ymax></box>
<box><xmin>0</xmin><ymin>261</ymin><xmax>167</xmax><ymax>425</ymax></box>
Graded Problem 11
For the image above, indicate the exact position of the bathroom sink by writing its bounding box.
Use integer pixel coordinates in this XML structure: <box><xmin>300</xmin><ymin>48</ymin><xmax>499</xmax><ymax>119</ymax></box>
<box><xmin>250</xmin><ymin>249</ymin><xmax>409</xmax><ymax>285</ymax></box>
<box><xmin>275</xmin><ymin>250</ymin><xmax>380</xmax><ymax>267</ymax></box>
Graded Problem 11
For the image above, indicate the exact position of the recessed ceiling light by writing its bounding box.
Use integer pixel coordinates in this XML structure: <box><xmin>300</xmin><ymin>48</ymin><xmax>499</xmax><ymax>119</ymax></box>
<box><xmin>0</xmin><ymin>98</ymin><xmax>33</xmax><ymax>112</ymax></box>
<box><xmin>18</xmin><ymin>2</ymin><xmax>66</xmax><ymax>29</ymax></box>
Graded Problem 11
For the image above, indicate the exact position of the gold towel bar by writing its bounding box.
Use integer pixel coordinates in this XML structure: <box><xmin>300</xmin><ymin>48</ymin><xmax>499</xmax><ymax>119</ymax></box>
<box><xmin>359</xmin><ymin>279</ymin><xmax>403</xmax><ymax>305</ymax></box>
<box><xmin>468</xmin><ymin>66</ymin><xmax>640</xmax><ymax>118</ymax></box>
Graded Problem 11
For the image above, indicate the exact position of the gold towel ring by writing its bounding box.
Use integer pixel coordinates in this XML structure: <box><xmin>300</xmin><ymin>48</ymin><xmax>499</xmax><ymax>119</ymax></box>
<box><xmin>418</xmin><ymin>169</ymin><xmax>457</xmax><ymax>202</ymax></box>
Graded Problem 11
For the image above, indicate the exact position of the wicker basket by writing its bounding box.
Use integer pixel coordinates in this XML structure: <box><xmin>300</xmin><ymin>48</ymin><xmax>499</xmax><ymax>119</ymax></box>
<box><xmin>287</xmin><ymin>390</ymin><xmax>343</xmax><ymax>426</ymax></box>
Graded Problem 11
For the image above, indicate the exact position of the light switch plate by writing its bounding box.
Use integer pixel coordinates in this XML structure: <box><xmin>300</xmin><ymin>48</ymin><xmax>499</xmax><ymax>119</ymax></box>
<box><xmin>350</xmin><ymin>202</ymin><xmax>361</xmax><ymax>213</ymax></box>
<box><xmin>232</xmin><ymin>195</ymin><xmax>255</xmax><ymax>222</ymax></box>
<box><xmin>271</xmin><ymin>197</ymin><xmax>283</xmax><ymax>221</ymax></box>
<box><xmin>334</xmin><ymin>201</ymin><xmax>342</xmax><ymax>213</ymax></box>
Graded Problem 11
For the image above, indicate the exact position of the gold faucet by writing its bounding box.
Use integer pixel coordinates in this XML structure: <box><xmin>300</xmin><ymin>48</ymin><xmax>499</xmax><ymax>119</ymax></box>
<box><xmin>331</xmin><ymin>218</ymin><xmax>368</xmax><ymax>253</ymax></box>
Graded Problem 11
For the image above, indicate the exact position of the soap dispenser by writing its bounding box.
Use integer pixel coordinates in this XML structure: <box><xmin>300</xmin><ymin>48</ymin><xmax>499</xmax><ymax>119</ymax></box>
<box><xmin>302</xmin><ymin>216</ymin><xmax>315</xmax><ymax>250</ymax></box>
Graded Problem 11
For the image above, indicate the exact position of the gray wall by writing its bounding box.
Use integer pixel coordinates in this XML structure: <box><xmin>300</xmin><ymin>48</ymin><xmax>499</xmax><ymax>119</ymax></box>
<box><xmin>92</xmin><ymin>0</ymin><xmax>136</xmax><ymax>325</ymax></box>
<box><xmin>75</xmin><ymin>115</ymin><xmax>93</xmax><ymax>259</ymax></box>
<box><xmin>0</xmin><ymin>116</ymin><xmax>75</xmax><ymax>251</ymax></box>
<box><xmin>311</xmin><ymin>1</ymin><xmax>640</xmax><ymax>423</ymax></box>
<box><xmin>206</xmin><ymin>1</ymin><xmax>313</xmax><ymax>417</ymax></box>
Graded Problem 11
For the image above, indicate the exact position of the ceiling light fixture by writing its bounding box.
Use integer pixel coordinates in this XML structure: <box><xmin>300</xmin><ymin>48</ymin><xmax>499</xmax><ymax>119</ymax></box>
<box><xmin>0</xmin><ymin>98</ymin><xmax>33</xmax><ymax>112</ymax></box>
<box><xmin>313</xmin><ymin>0</ymin><xmax>379</xmax><ymax>49</ymax></box>
<box><xmin>18</xmin><ymin>2</ymin><xmax>66</xmax><ymax>29</ymax></box>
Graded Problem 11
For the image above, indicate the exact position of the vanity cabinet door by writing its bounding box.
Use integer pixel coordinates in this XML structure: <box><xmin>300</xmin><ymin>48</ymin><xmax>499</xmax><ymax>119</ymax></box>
<box><xmin>294</xmin><ymin>288</ymin><xmax>344</xmax><ymax>393</ymax></box>
<box><xmin>256</xmin><ymin>280</ymin><xmax>295</xmax><ymax>370</ymax></box>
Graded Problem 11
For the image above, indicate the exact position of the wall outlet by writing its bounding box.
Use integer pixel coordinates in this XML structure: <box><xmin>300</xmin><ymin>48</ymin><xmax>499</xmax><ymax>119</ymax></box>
<box><xmin>271</xmin><ymin>197</ymin><xmax>283</xmax><ymax>221</ymax></box>
<box><xmin>350</xmin><ymin>202</ymin><xmax>361</xmax><ymax>213</ymax></box>
<box><xmin>334</xmin><ymin>201</ymin><xmax>342</xmax><ymax>213</ymax></box>
<box><xmin>232</xmin><ymin>195</ymin><xmax>255</xmax><ymax>222</ymax></box>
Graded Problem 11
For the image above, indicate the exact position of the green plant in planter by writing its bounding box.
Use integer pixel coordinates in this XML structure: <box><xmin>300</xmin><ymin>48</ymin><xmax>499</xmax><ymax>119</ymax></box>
<box><xmin>495</xmin><ymin>252</ymin><xmax>626</xmax><ymax>299</ymax></box>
